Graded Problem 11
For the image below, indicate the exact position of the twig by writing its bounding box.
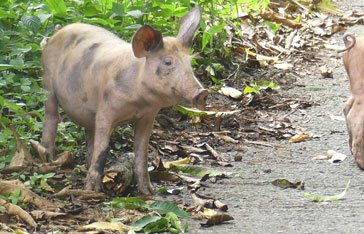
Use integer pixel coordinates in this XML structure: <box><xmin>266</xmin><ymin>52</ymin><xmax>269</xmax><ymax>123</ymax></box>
<box><xmin>242</xmin><ymin>139</ymin><xmax>275</xmax><ymax>148</ymax></box>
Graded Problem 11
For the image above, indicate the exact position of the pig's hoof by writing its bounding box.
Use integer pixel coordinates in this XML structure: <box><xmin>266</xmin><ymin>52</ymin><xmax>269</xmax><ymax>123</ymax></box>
<box><xmin>138</xmin><ymin>183</ymin><xmax>154</xmax><ymax>196</ymax></box>
<box><xmin>85</xmin><ymin>172</ymin><xmax>102</xmax><ymax>192</ymax></box>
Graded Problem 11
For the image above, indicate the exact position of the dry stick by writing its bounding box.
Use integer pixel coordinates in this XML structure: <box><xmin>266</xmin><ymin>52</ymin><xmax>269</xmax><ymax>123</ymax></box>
<box><xmin>204</xmin><ymin>143</ymin><xmax>228</xmax><ymax>162</ymax></box>
<box><xmin>54</xmin><ymin>186</ymin><xmax>107</xmax><ymax>200</ymax></box>
<box><xmin>242</xmin><ymin>139</ymin><xmax>275</xmax><ymax>148</ymax></box>
<box><xmin>0</xmin><ymin>198</ymin><xmax>37</xmax><ymax>228</ymax></box>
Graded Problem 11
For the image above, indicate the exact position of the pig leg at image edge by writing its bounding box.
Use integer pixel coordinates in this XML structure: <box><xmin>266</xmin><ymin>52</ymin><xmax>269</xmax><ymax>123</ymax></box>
<box><xmin>41</xmin><ymin>92</ymin><xmax>60</xmax><ymax>162</ymax></box>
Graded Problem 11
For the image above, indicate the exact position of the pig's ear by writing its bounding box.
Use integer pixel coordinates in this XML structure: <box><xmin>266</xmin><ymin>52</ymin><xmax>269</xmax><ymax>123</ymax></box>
<box><xmin>132</xmin><ymin>25</ymin><xmax>163</xmax><ymax>58</ymax></box>
<box><xmin>177</xmin><ymin>7</ymin><xmax>201</xmax><ymax>48</ymax></box>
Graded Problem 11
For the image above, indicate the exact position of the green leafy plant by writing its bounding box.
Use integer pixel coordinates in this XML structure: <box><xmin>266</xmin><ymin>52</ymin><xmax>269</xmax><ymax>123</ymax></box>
<box><xmin>104</xmin><ymin>197</ymin><xmax>189</xmax><ymax>233</ymax></box>
<box><xmin>0</xmin><ymin>188</ymin><xmax>27</xmax><ymax>208</ymax></box>
<box><xmin>243</xmin><ymin>80</ymin><xmax>279</xmax><ymax>95</ymax></box>
<box><xmin>23</xmin><ymin>172</ymin><xmax>55</xmax><ymax>193</ymax></box>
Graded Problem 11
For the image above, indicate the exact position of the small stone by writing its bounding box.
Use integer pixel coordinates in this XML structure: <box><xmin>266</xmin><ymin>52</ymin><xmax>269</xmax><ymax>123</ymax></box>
<box><xmin>234</xmin><ymin>155</ymin><xmax>243</xmax><ymax>161</ymax></box>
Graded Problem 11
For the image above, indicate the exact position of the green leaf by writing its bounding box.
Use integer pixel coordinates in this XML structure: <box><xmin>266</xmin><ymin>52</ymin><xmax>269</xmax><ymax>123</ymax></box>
<box><xmin>166</xmin><ymin>212</ymin><xmax>183</xmax><ymax>233</ymax></box>
<box><xmin>175</xmin><ymin>105</ymin><xmax>208</xmax><ymax>117</ymax></box>
<box><xmin>243</xmin><ymin>86</ymin><xmax>259</xmax><ymax>95</ymax></box>
<box><xmin>202</xmin><ymin>32</ymin><xmax>211</xmax><ymax>50</ymax></box>
<box><xmin>143</xmin><ymin>218</ymin><xmax>169</xmax><ymax>234</ymax></box>
<box><xmin>44</xmin><ymin>0</ymin><xmax>67</xmax><ymax>18</ymax></box>
<box><xmin>106</xmin><ymin>197</ymin><xmax>146</xmax><ymax>209</ymax></box>
<box><xmin>127</xmin><ymin>10</ymin><xmax>145</xmax><ymax>18</ymax></box>
<box><xmin>21</xmin><ymin>15</ymin><xmax>41</xmax><ymax>34</ymax></box>
<box><xmin>207</xmin><ymin>24</ymin><xmax>225</xmax><ymax>34</ymax></box>
<box><xmin>149</xmin><ymin>201</ymin><xmax>189</xmax><ymax>218</ymax></box>
<box><xmin>132</xmin><ymin>215</ymin><xmax>161</xmax><ymax>229</ymax></box>
<box><xmin>304</xmin><ymin>180</ymin><xmax>350</xmax><ymax>202</ymax></box>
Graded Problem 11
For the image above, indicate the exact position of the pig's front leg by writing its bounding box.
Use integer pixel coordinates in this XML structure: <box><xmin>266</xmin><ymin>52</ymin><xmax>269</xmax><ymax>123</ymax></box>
<box><xmin>134</xmin><ymin>115</ymin><xmax>156</xmax><ymax>195</ymax></box>
<box><xmin>85</xmin><ymin>128</ymin><xmax>95</xmax><ymax>169</ymax></box>
<box><xmin>85</xmin><ymin>118</ymin><xmax>112</xmax><ymax>192</ymax></box>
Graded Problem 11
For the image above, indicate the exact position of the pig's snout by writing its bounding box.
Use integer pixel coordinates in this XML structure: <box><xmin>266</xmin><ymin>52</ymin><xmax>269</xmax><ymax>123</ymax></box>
<box><xmin>192</xmin><ymin>89</ymin><xmax>208</xmax><ymax>106</ymax></box>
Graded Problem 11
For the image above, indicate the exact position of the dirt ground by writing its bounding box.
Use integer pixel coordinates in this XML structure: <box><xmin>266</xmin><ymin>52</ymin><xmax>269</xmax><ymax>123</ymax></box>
<box><xmin>185</xmin><ymin>1</ymin><xmax>364</xmax><ymax>233</ymax></box>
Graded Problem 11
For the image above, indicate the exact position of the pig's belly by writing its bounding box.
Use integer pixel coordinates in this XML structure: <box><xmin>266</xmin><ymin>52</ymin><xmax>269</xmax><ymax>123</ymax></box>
<box><xmin>55</xmin><ymin>91</ymin><xmax>97</xmax><ymax>129</ymax></box>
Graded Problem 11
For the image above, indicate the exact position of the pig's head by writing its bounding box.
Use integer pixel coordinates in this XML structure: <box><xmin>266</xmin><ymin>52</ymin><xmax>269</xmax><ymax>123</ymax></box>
<box><xmin>131</xmin><ymin>7</ymin><xmax>208</xmax><ymax>107</ymax></box>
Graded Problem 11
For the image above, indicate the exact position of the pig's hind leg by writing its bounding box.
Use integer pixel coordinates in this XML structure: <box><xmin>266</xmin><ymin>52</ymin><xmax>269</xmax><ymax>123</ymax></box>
<box><xmin>41</xmin><ymin>91</ymin><xmax>60</xmax><ymax>162</ymax></box>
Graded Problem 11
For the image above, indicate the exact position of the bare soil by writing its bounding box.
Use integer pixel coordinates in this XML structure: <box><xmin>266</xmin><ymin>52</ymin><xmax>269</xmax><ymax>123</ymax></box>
<box><xmin>185</xmin><ymin>1</ymin><xmax>364</xmax><ymax>233</ymax></box>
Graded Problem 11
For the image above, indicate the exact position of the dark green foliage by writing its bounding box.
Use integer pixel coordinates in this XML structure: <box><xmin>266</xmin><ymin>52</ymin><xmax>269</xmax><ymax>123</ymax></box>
<box><xmin>0</xmin><ymin>0</ymin><xmax>270</xmax><ymax>166</ymax></box>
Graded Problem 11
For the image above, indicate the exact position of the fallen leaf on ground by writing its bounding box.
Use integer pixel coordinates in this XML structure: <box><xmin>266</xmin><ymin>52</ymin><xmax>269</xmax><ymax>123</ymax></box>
<box><xmin>319</xmin><ymin>65</ymin><xmax>333</xmax><ymax>78</ymax></box>
<box><xmin>327</xmin><ymin>150</ymin><xmax>347</xmax><ymax>164</ymax></box>
<box><xmin>0</xmin><ymin>198</ymin><xmax>37</xmax><ymax>228</ymax></box>
<box><xmin>218</xmin><ymin>86</ymin><xmax>243</xmax><ymax>99</ymax></box>
<box><xmin>273</xmin><ymin>62</ymin><xmax>293</xmax><ymax>70</ymax></box>
<box><xmin>304</xmin><ymin>180</ymin><xmax>350</xmax><ymax>202</ymax></box>
<box><xmin>195</xmin><ymin>208</ymin><xmax>234</xmax><ymax>226</ymax></box>
<box><xmin>169</xmin><ymin>164</ymin><xmax>226</xmax><ymax>178</ymax></box>
<box><xmin>164</xmin><ymin>157</ymin><xmax>191</xmax><ymax>169</ymax></box>
<box><xmin>289</xmin><ymin>132</ymin><xmax>312</xmax><ymax>143</ymax></box>
<box><xmin>272</xmin><ymin>178</ymin><xmax>304</xmax><ymax>190</ymax></box>
<box><xmin>78</xmin><ymin>221</ymin><xmax>131</xmax><ymax>232</ymax></box>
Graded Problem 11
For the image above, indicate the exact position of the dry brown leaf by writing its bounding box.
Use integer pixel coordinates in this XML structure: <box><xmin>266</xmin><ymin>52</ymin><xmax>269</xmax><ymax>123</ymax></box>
<box><xmin>0</xmin><ymin>198</ymin><xmax>37</xmax><ymax>228</ymax></box>
<box><xmin>10</xmin><ymin>127</ymin><xmax>34</xmax><ymax>167</ymax></box>
<box><xmin>0</xmin><ymin>180</ymin><xmax>57</xmax><ymax>210</ymax></box>
<box><xmin>78</xmin><ymin>221</ymin><xmax>130</xmax><ymax>232</ymax></box>
<box><xmin>289</xmin><ymin>133</ymin><xmax>312</xmax><ymax>143</ymax></box>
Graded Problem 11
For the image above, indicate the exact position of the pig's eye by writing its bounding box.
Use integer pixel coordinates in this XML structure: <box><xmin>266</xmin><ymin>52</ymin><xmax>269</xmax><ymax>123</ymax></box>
<box><xmin>162</xmin><ymin>57</ymin><xmax>173</xmax><ymax>66</ymax></box>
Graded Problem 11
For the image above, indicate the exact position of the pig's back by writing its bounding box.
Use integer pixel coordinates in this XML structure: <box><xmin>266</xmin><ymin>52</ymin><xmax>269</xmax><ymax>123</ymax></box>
<box><xmin>41</xmin><ymin>23</ymin><xmax>136</xmax><ymax>128</ymax></box>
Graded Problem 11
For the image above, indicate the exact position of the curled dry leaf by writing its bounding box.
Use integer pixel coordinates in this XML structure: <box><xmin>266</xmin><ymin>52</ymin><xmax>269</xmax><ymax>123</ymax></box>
<box><xmin>213</xmin><ymin>132</ymin><xmax>239</xmax><ymax>144</ymax></box>
<box><xmin>204</xmin><ymin>143</ymin><xmax>227</xmax><ymax>162</ymax></box>
<box><xmin>164</xmin><ymin>157</ymin><xmax>191</xmax><ymax>169</ymax></box>
<box><xmin>327</xmin><ymin>150</ymin><xmax>347</xmax><ymax>164</ymax></box>
<box><xmin>218</xmin><ymin>86</ymin><xmax>243</xmax><ymax>99</ymax></box>
<box><xmin>272</xmin><ymin>178</ymin><xmax>305</xmax><ymax>190</ymax></box>
<box><xmin>312</xmin><ymin>150</ymin><xmax>347</xmax><ymax>164</ymax></box>
<box><xmin>0</xmin><ymin>198</ymin><xmax>37</xmax><ymax>228</ymax></box>
<box><xmin>319</xmin><ymin>65</ymin><xmax>333</xmax><ymax>78</ymax></box>
<box><xmin>31</xmin><ymin>210</ymin><xmax>66</xmax><ymax>220</ymax></box>
<box><xmin>273</xmin><ymin>62</ymin><xmax>294</xmax><ymax>70</ymax></box>
<box><xmin>78</xmin><ymin>221</ymin><xmax>131</xmax><ymax>232</ymax></box>
<box><xmin>289</xmin><ymin>132</ymin><xmax>312</xmax><ymax>143</ymax></box>
<box><xmin>195</xmin><ymin>208</ymin><xmax>234</xmax><ymax>226</ymax></box>
<box><xmin>54</xmin><ymin>186</ymin><xmax>107</xmax><ymax>200</ymax></box>
<box><xmin>304</xmin><ymin>180</ymin><xmax>350</xmax><ymax>202</ymax></box>
<box><xmin>29</xmin><ymin>139</ymin><xmax>46</xmax><ymax>162</ymax></box>
<box><xmin>149</xmin><ymin>171</ymin><xmax>181</xmax><ymax>182</ymax></box>
<box><xmin>10</xmin><ymin>127</ymin><xmax>35</xmax><ymax>166</ymax></box>
<box><xmin>0</xmin><ymin>180</ymin><xmax>57</xmax><ymax>210</ymax></box>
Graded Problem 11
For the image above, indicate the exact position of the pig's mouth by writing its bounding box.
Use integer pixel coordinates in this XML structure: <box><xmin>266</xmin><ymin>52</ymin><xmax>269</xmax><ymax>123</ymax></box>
<box><xmin>173</xmin><ymin>88</ymin><xmax>208</xmax><ymax>108</ymax></box>
<box><xmin>192</xmin><ymin>89</ymin><xmax>208</xmax><ymax>107</ymax></box>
